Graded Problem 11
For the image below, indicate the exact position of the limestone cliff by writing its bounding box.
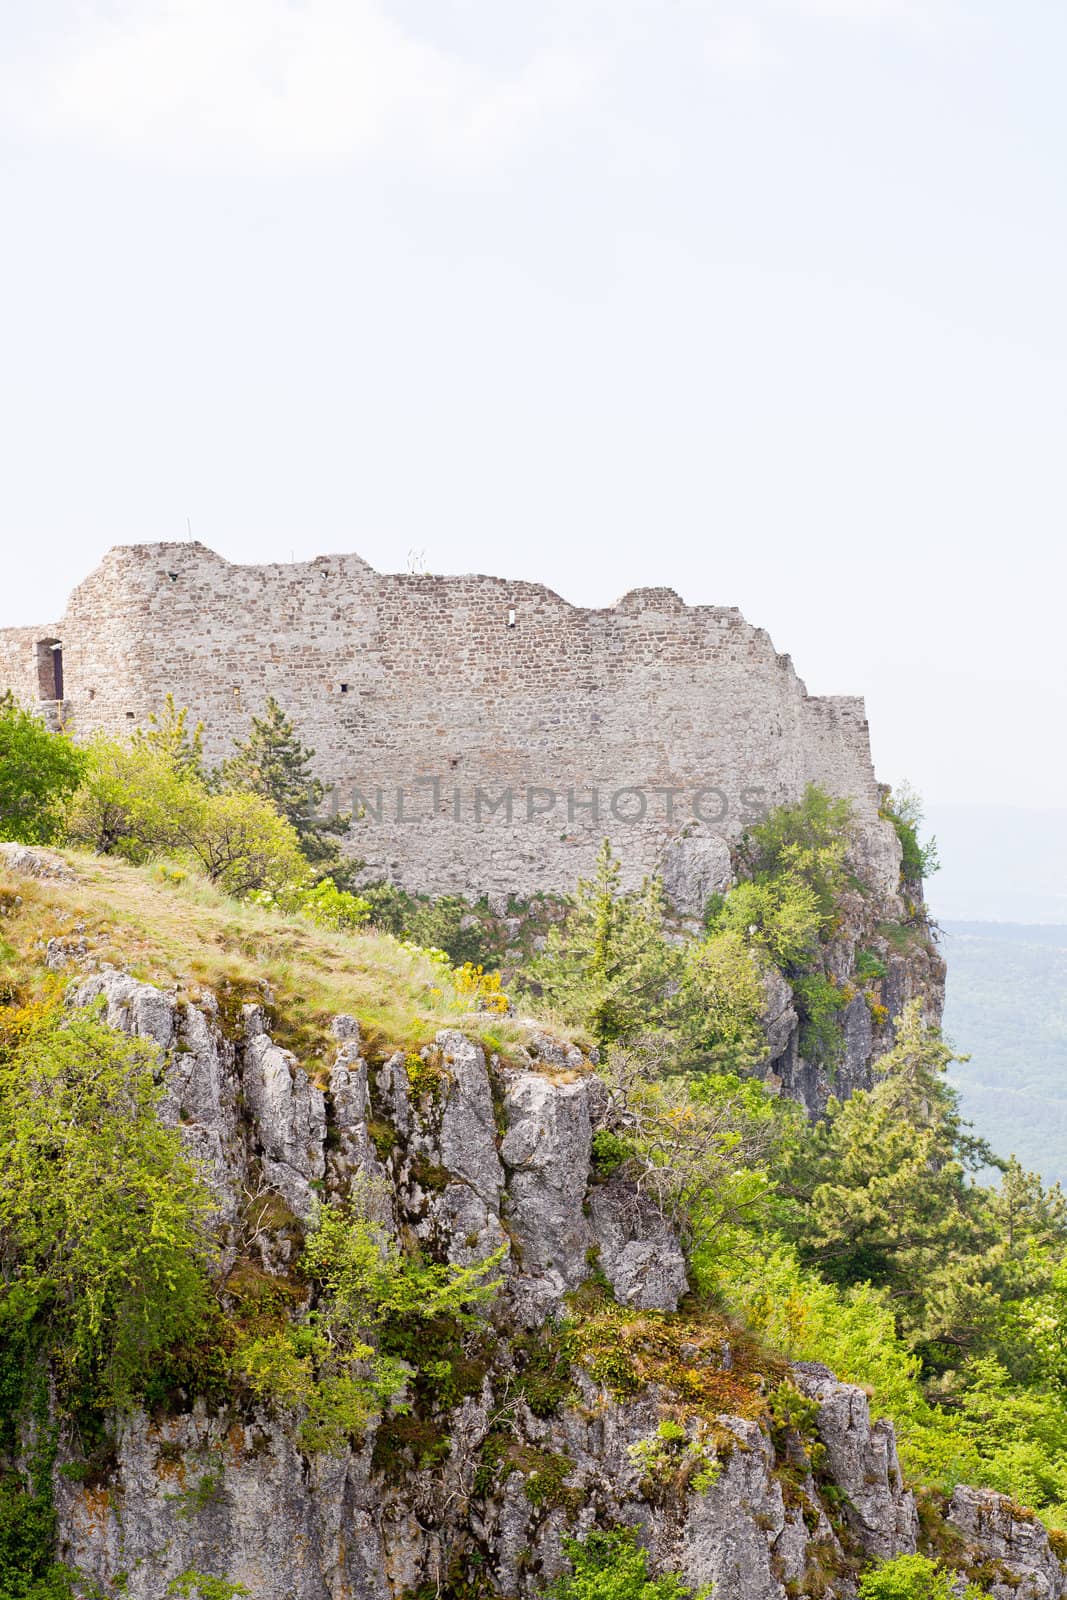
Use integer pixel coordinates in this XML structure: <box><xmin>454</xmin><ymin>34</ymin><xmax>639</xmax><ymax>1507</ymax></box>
<box><xmin>6</xmin><ymin>953</ymin><xmax>1042</xmax><ymax>1600</ymax></box>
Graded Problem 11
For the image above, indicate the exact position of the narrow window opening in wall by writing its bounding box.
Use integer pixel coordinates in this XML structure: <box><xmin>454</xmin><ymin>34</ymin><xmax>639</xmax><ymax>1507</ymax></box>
<box><xmin>88</xmin><ymin>689</ymin><xmax>96</xmax><ymax>701</ymax></box>
<box><xmin>339</xmin><ymin>683</ymin><xmax>349</xmax><ymax>694</ymax></box>
<box><xmin>35</xmin><ymin>639</ymin><xmax>63</xmax><ymax>701</ymax></box>
<box><xmin>166</xmin><ymin>571</ymin><xmax>178</xmax><ymax>582</ymax></box>
<box><xmin>125</xmin><ymin>712</ymin><xmax>135</xmax><ymax>720</ymax></box>
<box><xmin>507</xmin><ymin>608</ymin><xmax>516</xmax><ymax>628</ymax></box>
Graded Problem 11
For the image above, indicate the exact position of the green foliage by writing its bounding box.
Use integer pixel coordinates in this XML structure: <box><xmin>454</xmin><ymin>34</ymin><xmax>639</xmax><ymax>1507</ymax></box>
<box><xmin>0</xmin><ymin>1473</ymin><xmax>76</xmax><ymax>1600</ymax></box>
<box><xmin>778</xmin><ymin>1004</ymin><xmax>1002</xmax><ymax>1354</ymax></box>
<box><xmin>0</xmin><ymin>1003</ymin><xmax>212</xmax><ymax>1412</ymax></box>
<box><xmin>166</xmin><ymin>1573</ymin><xmax>250</xmax><ymax>1599</ymax></box>
<box><xmin>249</xmin><ymin>877</ymin><xmax>371</xmax><ymax>930</ymax></box>
<box><xmin>709</xmin><ymin>875</ymin><xmax>823</xmax><ymax>968</ymax></box>
<box><xmin>360</xmin><ymin>885</ymin><xmax>493</xmax><ymax>968</ymax></box>
<box><xmin>628</xmin><ymin>1418</ymin><xmax>721</xmax><ymax>1500</ymax></box>
<box><xmin>221</xmin><ymin>696</ymin><xmax>352</xmax><ymax>883</ymax></box>
<box><xmin>792</xmin><ymin>972</ymin><xmax>848</xmax><ymax>1067</ymax></box>
<box><xmin>743</xmin><ymin>783</ymin><xmax>854</xmax><ymax>921</ymax></box>
<box><xmin>132</xmin><ymin>693</ymin><xmax>206</xmax><ymax>778</ymax></box>
<box><xmin>524</xmin><ymin>841</ymin><xmax>677</xmax><ymax>1047</ymax></box>
<box><xmin>601</xmin><ymin>1040</ymin><xmax>777</xmax><ymax>1273</ymax></box>
<box><xmin>704</xmin><ymin>787</ymin><xmax>858</xmax><ymax>1066</ymax></box>
<box><xmin>233</xmin><ymin>1187</ymin><xmax>503</xmax><ymax>1451</ymax></box>
<box><xmin>858</xmin><ymin>1554</ymin><xmax>988</xmax><ymax>1600</ymax></box>
<box><xmin>176</xmin><ymin>788</ymin><xmax>309</xmax><ymax>896</ymax></box>
<box><xmin>67</xmin><ymin>725</ymin><xmax>309</xmax><ymax>896</ymax></box>
<box><xmin>542</xmin><ymin>1527</ymin><xmax>710</xmax><ymax>1600</ymax></box>
<box><xmin>0</xmin><ymin>693</ymin><xmax>86</xmax><ymax>845</ymax></box>
<box><xmin>856</xmin><ymin>948</ymin><xmax>889</xmax><ymax>981</ymax></box>
<box><xmin>591</xmin><ymin>1128</ymin><xmax>632</xmax><ymax>1179</ymax></box>
<box><xmin>881</xmin><ymin>783</ymin><xmax>940</xmax><ymax>885</ymax></box>
<box><xmin>677</xmin><ymin>929</ymin><xmax>768</xmax><ymax>1068</ymax></box>
<box><xmin>64</xmin><ymin>733</ymin><xmax>192</xmax><ymax>860</ymax></box>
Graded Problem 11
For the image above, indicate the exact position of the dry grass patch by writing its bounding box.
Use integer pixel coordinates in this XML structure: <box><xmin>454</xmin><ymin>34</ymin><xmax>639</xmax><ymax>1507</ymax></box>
<box><xmin>0</xmin><ymin>851</ymin><xmax>547</xmax><ymax>1066</ymax></box>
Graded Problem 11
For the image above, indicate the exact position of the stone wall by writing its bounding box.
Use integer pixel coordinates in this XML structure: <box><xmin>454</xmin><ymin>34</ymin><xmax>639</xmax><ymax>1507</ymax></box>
<box><xmin>0</xmin><ymin>541</ymin><xmax>901</xmax><ymax>900</ymax></box>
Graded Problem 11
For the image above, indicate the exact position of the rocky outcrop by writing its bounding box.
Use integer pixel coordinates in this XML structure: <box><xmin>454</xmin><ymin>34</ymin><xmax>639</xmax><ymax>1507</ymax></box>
<box><xmin>0</xmin><ymin>959</ymin><xmax>1043</xmax><ymax>1600</ymax></box>
<box><xmin>757</xmin><ymin>888</ymin><xmax>946</xmax><ymax>1120</ymax></box>
<box><xmin>792</xmin><ymin>1364</ymin><xmax>917</xmax><ymax>1558</ymax></box>
<box><xmin>658</xmin><ymin>824</ymin><xmax>732</xmax><ymax>919</ymax></box>
<box><xmin>0</xmin><ymin>840</ymin><xmax>75</xmax><ymax>880</ymax></box>
<box><xmin>948</xmin><ymin>1487</ymin><xmax>1067</xmax><ymax>1600</ymax></box>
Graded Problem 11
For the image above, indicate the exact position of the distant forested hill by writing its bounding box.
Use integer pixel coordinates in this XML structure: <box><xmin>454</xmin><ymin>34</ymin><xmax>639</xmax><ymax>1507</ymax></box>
<box><xmin>940</xmin><ymin>920</ymin><xmax>1067</xmax><ymax>1188</ymax></box>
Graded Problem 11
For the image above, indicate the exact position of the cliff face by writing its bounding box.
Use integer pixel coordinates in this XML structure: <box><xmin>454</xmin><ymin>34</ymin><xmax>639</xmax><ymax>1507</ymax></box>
<box><xmin>8</xmin><ymin>940</ymin><xmax>1042</xmax><ymax>1600</ymax></box>
<box><xmin>757</xmin><ymin>879</ymin><xmax>946</xmax><ymax>1120</ymax></box>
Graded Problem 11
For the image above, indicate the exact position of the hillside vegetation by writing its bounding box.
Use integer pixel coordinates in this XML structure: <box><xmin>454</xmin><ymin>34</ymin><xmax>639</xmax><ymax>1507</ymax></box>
<box><xmin>3</xmin><ymin>693</ymin><xmax>1067</xmax><ymax>1599</ymax></box>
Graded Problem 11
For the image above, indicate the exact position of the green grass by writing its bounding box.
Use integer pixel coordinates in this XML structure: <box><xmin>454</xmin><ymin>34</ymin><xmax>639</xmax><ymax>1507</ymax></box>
<box><xmin>0</xmin><ymin>850</ymin><xmax>548</xmax><ymax>1072</ymax></box>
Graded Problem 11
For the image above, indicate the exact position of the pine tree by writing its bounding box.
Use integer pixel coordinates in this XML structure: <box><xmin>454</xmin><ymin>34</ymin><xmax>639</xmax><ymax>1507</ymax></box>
<box><xmin>222</xmin><ymin>697</ymin><xmax>351</xmax><ymax>880</ymax></box>
<box><xmin>781</xmin><ymin>1003</ymin><xmax>996</xmax><ymax>1352</ymax></box>
<box><xmin>524</xmin><ymin>839</ymin><xmax>678</xmax><ymax>1046</ymax></box>
<box><xmin>132</xmin><ymin>693</ymin><xmax>205</xmax><ymax>777</ymax></box>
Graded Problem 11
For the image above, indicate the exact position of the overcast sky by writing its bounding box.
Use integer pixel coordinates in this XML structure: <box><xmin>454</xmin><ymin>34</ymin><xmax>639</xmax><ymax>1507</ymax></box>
<box><xmin>1</xmin><ymin>0</ymin><xmax>1064</xmax><ymax>814</ymax></box>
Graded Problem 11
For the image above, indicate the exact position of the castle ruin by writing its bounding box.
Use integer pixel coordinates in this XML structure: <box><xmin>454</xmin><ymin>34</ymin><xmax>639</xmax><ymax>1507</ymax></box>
<box><xmin>0</xmin><ymin>542</ymin><xmax>901</xmax><ymax>905</ymax></box>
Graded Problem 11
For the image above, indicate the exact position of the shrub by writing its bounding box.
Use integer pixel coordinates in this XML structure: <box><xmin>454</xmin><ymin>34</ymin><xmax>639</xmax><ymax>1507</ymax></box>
<box><xmin>65</xmin><ymin>734</ymin><xmax>199</xmax><ymax>861</ymax></box>
<box><xmin>708</xmin><ymin>875</ymin><xmax>822</xmax><ymax>968</ymax></box>
<box><xmin>792</xmin><ymin>972</ymin><xmax>848</xmax><ymax>1067</ymax></box>
<box><xmin>881</xmin><ymin>785</ymin><xmax>940</xmax><ymax>885</ymax></box>
<box><xmin>250</xmin><ymin>878</ymin><xmax>372</xmax><ymax>931</ymax></box>
<box><xmin>0</xmin><ymin>694</ymin><xmax>85</xmax><ymax>846</ymax></box>
<box><xmin>858</xmin><ymin>1554</ymin><xmax>988</xmax><ymax>1600</ymax></box>
<box><xmin>541</xmin><ymin>1526</ymin><xmax>710</xmax><ymax>1600</ymax></box>
<box><xmin>453</xmin><ymin>962</ymin><xmax>509</xmax><ymax>1014</ymax></box>
<box><xmin>233</xmin><ymin>1186</ymin><xmax>503</xmax><ymax>1451</ymax></box>
<box><xmin>0</xmin><ymin>1004</ymin><xmax>213</xmax><ymax>1412</ymax></box>
<box><xmin>743</xmin><ymin>784</ymin><xmax>854</xmax><ymax>919</ymax></box>
<box><xmin>678</xmin><ymin>930</ymin><xmax>768</xmax><ymax>1069</ymax></box>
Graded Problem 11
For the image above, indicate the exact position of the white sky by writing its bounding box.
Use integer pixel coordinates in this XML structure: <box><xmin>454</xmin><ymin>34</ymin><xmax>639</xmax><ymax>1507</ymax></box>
<box><xmin>1</xmin><ymin>1</ymin><xmax>1064</xmax><ymax>810</ymax></box>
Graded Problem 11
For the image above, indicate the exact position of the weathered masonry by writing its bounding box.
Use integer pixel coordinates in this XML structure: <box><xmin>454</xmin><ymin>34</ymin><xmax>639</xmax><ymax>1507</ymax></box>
<box><xmin>0</xmin><ymin>542</ymin><xmax>901</xmax><ymax>902</ymax></box>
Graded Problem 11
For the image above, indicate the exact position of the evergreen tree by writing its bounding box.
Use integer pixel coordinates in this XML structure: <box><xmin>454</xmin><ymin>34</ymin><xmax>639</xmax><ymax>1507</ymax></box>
<box><xmin>780</xmin><ymin>1003</ymin><xmax>997</xmax><ymax>1355</ymax></box>
<box><xmin>132</xmin><ymin>692</ymin><xmax>205</xmax><ymax>778</ymax></box>
<box><xmin>222</xmin><ymin>697</ymin><xmax>351</xmax><ymax>880</ymax></box>
<box><xmin>523</xmin><ymin>840</ymin><xmax>678</xmax><ymax>1046</ymax></box>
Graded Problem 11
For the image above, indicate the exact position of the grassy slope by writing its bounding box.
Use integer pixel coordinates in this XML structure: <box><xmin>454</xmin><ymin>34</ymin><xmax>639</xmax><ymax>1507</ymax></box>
<box><xmin>0</xmin><ymin>850</ymin><xmax>538</xmax><ymax>1077</ymax></box>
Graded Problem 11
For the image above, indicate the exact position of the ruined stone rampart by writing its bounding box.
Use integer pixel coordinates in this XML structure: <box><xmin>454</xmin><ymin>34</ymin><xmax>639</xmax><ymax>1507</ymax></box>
<box><xmin>0</xmin><ymin>542</ymin><xmax>901</xmax><ymax>900</ymax></box>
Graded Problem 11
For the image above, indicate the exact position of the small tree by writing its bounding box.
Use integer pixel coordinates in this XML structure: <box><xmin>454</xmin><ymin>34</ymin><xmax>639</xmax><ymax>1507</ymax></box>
<box><xmin>0</xmin><ymin>1003</ymin><xmax>213</xmax><ymax>1410</ymax></box>
<box><xmin>780</xmin><ymin>1003</ymin><xmax>996</xmax><ymax>1351</ymax></box>
<box><xmin>65</xmin><ymin>734</ymin><xmax>198</xmax><ymax>860</ymax></box>
<box><xmin>222</xmin><ymin>698</ymin><xmax>350</xmax><ymax>878</ymax></box>
<box><xmin>132</xmin><ymin>692</ymin><xmax>206</xmax><ymax>778</ymax></box>
<box><xmin>174</xmin><ymin>789</ymin><xmax>310</xmax><ymax>897</ymax></box>
<box><xmin>0</xmin><ymin>693</ymin><xmax>85</xmax><ymax>845</ymax></box>
<box><xmin>523</xmin><ymin>841</ymin><xmax>678</xmax><ymax>1046</ymax></box>
<box><xmin>678</xmin><ymin>929</ymin><xmax>768</xmax><ymax>1070</ymax></box>
<box><xmin>599</xmin><ymin>1036</ymin><xmax>775</xmax><ymax>1274</ymax></box>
